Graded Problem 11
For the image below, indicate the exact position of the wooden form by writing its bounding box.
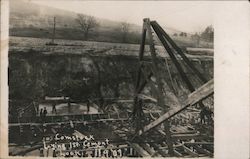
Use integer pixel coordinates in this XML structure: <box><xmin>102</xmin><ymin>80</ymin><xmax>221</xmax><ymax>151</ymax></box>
<box><xmin>9</xmin><ymin>112</ymin><xmax>129</xmax><ymax>127</ymax></box>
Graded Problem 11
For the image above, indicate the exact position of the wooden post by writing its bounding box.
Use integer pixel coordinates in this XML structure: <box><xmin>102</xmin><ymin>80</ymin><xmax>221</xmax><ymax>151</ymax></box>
<box><xmin>133</xmin><ymin>20</ymin><xmax>147</xmax><ymax>131</ymax></box>
<box><xmin>151</xmin><ymin>21</ymin><xmax>207</xmax><ymax>83</ymax></box>
<box><xmin>144</xmin><ymin>18</ymin><xmax>174</xmax><ymax>155</ymax></box>
<box><xmin>151</xmin><ymin>23</ymin><xmax>195</xmax><ymax>92</ymax></box>
<box><xmin>143</xmin><ymin>18</ymin><xmax>165</xmax><ymax>107</ymax></box>
<box><xmin>52</xmin><ymin>17</ymin><xmax>56</xmax><ymax>44</ymax></box>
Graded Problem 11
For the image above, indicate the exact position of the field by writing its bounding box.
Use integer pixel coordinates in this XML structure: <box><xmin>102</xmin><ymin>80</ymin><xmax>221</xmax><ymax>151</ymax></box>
<box><xmin>10</xmin><ymin>36</ymin><xmax>213</xmax><ymax>59</ymax></box>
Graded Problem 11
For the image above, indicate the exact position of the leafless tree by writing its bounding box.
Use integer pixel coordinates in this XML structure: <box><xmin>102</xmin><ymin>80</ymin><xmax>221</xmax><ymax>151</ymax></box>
<box><xmin>201</xmin><ymin>25</ymin><xmax>214</xmax><ymax>42</ymax></box>
<box><xmin>120</xmin><ymin>22</ymin><xmax>130</xmax><ymax>43</ymax></box>
<box><xmin>191</xmin><ymin>33</ymin><xmax>201</xmax><ymax>47</ymax></box>
<box><xmin>75</xmin><ymin>14</ymin><xmax>99</xmax><ymax>40</ymax></box>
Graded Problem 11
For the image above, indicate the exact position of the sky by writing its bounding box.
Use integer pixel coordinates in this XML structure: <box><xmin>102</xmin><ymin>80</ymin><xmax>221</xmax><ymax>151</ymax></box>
<box><xmin>31</xmin><ymin>0</ymin><xmax>215</xmax><ymax>33</ymax></box>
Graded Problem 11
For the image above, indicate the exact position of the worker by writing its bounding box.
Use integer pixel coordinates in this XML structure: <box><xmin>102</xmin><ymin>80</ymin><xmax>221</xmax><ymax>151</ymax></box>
<box><xmin>39</xmin><ymin>148</ymin><xmax>44</xmax><ymax>157</ymax></box>
<box><xmin>200</xmin><ymin>106</ymin><xmax>213</xmax><ymax>124</ymax></box>
<box><xmin>53</xmin><ymin>150</ymin><xmax>56</xmax><ymax>157</ymax></box>
<box><xmin>40</xmin><ymin>108</ymin><xmax>43</xmax><ymax>122</ymax></box>
<box><xmin>70</xmin><ymin>120</ymin><xmax>74</xmax><ymax>129</ymax></box>
<box><xmin>67</xmin><ymin>98</ymin><xmax>71</xmax><ymax>113</ymax></box>
<box><xmin>33</xmin><ymin>101</ymin><xmax>39</xmax><ymax>115</ymax></box>
<box><xmin>206</xmin><ymin>108</ymin><xmax>213</xmax><ymax>124</ymax></box>
<box><xmin>190</xmin><ymin>116</ymin><xmax>195</xmax><ymax>124</ymax></box>
<box><xmin>87</xmin><ymin>99</ymin><xmax>90</xmax><ymax>113</ymax></box>
<box><xmin>52</xmin><ymin>103</ymin><xmax>57</xmax><ymax>114</ymax></box>
<box><xmin>200</xmin><ymin>106</ymin><xmax>207</xmax><ymax>124</ymax></box>
<box><xmin>43</xmin><ymin>107</ymin><xmax>47</xmax><ymax>123</ymax></box>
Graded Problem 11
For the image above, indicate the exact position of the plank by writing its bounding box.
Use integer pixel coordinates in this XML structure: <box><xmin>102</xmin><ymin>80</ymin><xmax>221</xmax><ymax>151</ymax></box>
<box><xmin>184</xmin><ymin>142</ymin><xmax>213</xmax><ymax>146</ymax></box>
<box><xmin>173</xmin><ymin>149</ymin><xmax>183</xmax><ymax>157</ymax></box>
<box><xmin>9</xmin><ymin>117</ymin><xmax>129</xmax><ymax>127</ymax></box>
<box><xmin>182</xmin><ymin>145</ymin><xmax>199</xmax><ymax>157</ymax></box>
<box><xmin>150</xmin><ymin>143</ymin><xmax>169</xmax><ymax>157</ymax></box>
<box><xmin>192</xmin><ymin>145</ymin><xmax>213</xmax><ymax>156</ymax></box>
<box><xmin>140</xmin><ymin>143</ymin><xmax>158</xmax><ymax>156</ymax></box>
<box><xmin>137</xmin><ymin>94</ymin><xmax>157</xmax><ymax>103</ymax></box>
<box><xmin>171</xmin><ymin>134</ymin><xmax>208</xmax><ymax>140</ymax></box>
<box><xmin>45</xmin><ymin>96</ymin><xmax>69</xmax><ymax>101</ymax></box>
<box><xmin>151</xmin><ymin>21</ymin><xmax>207</xmax><ymax>83</ymax></box>
<box><xmin>130</xmin><ymin>143</ymin><xmax>151</xmax><ymax>157</ymax></box>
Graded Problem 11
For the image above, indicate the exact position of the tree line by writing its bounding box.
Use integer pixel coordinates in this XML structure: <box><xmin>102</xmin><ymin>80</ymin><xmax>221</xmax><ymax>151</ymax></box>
<box><xmin>191</xmin><ymin>26</ymin><xmax>214</xmax><ymax>43</ymax></box>
<box><xmin>75</xmin><ymin>14</ymin><xmax>134</xmax><ymax>43</ymax></box>
<box><xmin>172</xmin><ymin>26</ymin><xmax>214</xmax><ymax>43</ymax></box>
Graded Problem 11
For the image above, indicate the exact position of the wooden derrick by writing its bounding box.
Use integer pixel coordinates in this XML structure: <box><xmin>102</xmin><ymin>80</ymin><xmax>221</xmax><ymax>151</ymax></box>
<box><xmin>9</xmin><ymin>18</ymin><xmax>213</xmax><ymax>158</ymax></box>
<box><xmin>132</xmin><ymin>18</ymin><xmax>214</xmax><ymax>157</ymax></box>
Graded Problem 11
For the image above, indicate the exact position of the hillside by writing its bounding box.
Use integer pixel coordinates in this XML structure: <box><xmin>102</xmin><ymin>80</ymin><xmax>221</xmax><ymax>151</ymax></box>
<box><xmin>9</xmin><ymin>0</ymin><xmax>213</xmax><ymax>48</ymax></box>
<box><xmin>9</xmin><ymin>0</ymin><xmax>143</xmax><ymax>43</ymax></box>
<box><xmin>11</xmin><ymin>1</ymin><xmax>143</xmax><ymax>30</ymax></box>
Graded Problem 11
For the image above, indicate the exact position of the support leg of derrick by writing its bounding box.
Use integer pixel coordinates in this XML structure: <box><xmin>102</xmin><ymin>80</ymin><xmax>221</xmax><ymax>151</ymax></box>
<box><xmin>132</xmin><ymin>20</ymin><xmax>147</xmax><ymax>132</ymax></box>
<box><xmin>164</xmin><ymin>121</ymin><xmax>174</xmax><ymax>155</ymax></box>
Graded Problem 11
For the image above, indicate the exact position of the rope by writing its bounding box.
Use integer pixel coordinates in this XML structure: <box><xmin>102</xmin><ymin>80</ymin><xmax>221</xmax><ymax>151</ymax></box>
<box><xmin>164</xmin><ymin>57</ymin><xmax>178</xmax><ymax>95</ymax></box>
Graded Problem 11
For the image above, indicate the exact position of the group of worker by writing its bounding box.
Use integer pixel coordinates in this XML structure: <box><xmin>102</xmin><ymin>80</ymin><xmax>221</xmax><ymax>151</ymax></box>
<box><xmin>39</xmin><ymin>107</ymin><xmax>47</xmax><ymax>122</ymax></box>
<box><xmin>169</xmin><ymin>106</ymin><xmax>213</xmax><ymax>126</ymax></box>
<box><xmin>199</xmin><ymin>106</ymin><xmax>213</xmax><ymax>124</ymax></box>
<box><xmin>38</xmin><ymin>99</ymin><xmax>92</xmax><ymax>122</ymax></box>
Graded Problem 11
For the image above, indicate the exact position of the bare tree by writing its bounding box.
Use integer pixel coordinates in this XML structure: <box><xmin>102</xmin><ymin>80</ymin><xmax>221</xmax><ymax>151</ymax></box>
<box><xmin>201</xmin><ymin>25</ymin><xmax>214</xmax><ymax>42</ymax></box>
<box><xmin>75</xmin><ymin>14</ymin><xmax>99</xmax><ymax>40</ymax></box>
<box><xmin>191</xmin><ymin>33</ymin><xmax>201</xmax><ymax>47</ymax></box>
<box><xmin>120</xmin><ymin>22</ymin><xmax>130</xmax><ymax>43</ymax></box>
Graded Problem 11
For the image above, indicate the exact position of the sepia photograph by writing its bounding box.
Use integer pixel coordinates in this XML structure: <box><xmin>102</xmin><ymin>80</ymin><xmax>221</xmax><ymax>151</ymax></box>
<box><xmin>7</xmin><ymin>0</ymin><xmax>215</xmax><ymax>157</ymax></box>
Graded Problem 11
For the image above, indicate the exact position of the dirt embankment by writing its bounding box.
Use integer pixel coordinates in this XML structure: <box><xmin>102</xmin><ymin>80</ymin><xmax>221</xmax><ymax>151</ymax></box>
<box><xmin>9</xmin><ymin>52</ymin><xmax>213</xmax><ymax>103</ymax></box>
<box><xmin>8</xmin><ymin>37</ymin><xmax>213</xmax><ymax>113</ymax></box>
